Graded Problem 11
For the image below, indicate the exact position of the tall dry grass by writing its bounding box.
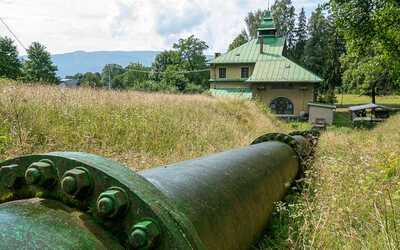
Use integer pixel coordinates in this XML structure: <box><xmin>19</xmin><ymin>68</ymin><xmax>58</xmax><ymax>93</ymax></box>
<box><xmin>259</xmin><ymin>116</ymin><xmax>400</xmax><ymax>249</ymax></box>
<box><xmin>0</xmin><ymin>81</ymin><xmax>286</xmax><ymax>170</ymax></box>
<box><xmin>2</xmin><ymin>80</ymin><xmax>399</xmax><ymax>249</ymax></box>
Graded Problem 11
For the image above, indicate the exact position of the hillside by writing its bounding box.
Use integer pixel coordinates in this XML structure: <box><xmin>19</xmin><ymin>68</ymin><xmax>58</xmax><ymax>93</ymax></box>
<box><xmin>0</xmin><ymin>80</ymin><xmax>286</xmax><ymax>169</ymax></box>
<box><xmin>51</xmin><ymin>50</ymin><xmax>161</xmax><ymax>77</ymax></box>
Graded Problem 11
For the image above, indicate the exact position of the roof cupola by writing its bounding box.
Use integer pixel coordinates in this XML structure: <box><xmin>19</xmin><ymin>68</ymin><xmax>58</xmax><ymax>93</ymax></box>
<box><xmin>257</xmin><ymin>11</ymin><xmax>277</xmax><ymax>37</ymax></box>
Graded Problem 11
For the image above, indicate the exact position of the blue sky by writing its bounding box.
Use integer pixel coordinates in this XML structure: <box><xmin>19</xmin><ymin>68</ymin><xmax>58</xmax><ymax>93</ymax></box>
<box><xmin>0</xmin><ymin>0</ymin><xmax>325</xmax><ymax>55</ymax></box>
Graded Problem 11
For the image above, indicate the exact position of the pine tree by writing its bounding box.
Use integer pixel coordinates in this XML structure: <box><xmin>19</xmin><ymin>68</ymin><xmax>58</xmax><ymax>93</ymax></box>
<box><xmin>292</xmin><ymin>8</ymin><xmax>307</xmax><ymax>63</ymax></box>
<box><xmin>303</xmin><ymin>5</ymin><xmax>345</xmax><ymax>103</ymax></box>
<box><xmin>304</xmin><ymin>6</ymin><xmax>328</xmax><ymax>77</ymax></box>
<box><xmin>271</xmin><ymin>0</ymin><xmax>296</xmax><ymax>48</ymax></box>
<box><xmin>323</xmin><ymin>11</ymin><xmax>345</xmax><ymax>103</ymax></box>
<box><xmin>0</xmin><ymin>36</ymin><xmax>22</xmax><ymax>79</ymax></box>
<box><xmin>23</xmin><ymin>42</ymin><xmax>58</xmax><ymax>84</ymax></box>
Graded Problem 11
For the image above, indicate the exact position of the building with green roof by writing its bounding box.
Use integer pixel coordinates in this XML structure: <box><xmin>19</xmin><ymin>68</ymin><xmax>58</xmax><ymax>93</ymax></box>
<box><xmin>209</xmin><ymin>11</ymin><xmax>322</xmax><ymax>116</ymax></box>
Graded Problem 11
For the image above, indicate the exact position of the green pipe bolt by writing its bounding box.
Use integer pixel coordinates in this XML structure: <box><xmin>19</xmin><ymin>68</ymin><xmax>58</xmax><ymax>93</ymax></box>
<box><xmin>61</xmin><ymin>167</ymin><xmax>92</xmax><ymax>197</ymax></box>
<box><xmin>0</xmin><ymin>165</ymin><xmax>20</xmax><ymax>188</ymax></box>
<box><xmin>25</xmin><ymin>167</ymin><xmax>42</xmax><ymax>185</ymax></box>
<box><xmin>129</xmin><ymin>220</ymin><xmax>160</xmax><ymax>249</ymax></box>
<box><xmin>96</xmin><ymin>187</ymin><xmax>129</xmax><ymax>218</ymax></box>
<box><xmin>25</xmin><ymin>160</ymin><xmax>57</xmax><ymax>187</ymax></box>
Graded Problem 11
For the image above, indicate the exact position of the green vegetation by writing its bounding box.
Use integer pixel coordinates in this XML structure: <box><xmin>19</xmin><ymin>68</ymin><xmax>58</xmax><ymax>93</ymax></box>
<box><xmin>23</xmin><ymin>42</ymin><xmax>58</xmax><ymax>83</ymax></box>
<box><xmin>0</xmin><ymin>38</ymin><xmax>58</xmax><ymax>83</ymax></box>
<box><xmin>259</xmin><ymin>116</ymin><xmax>400</xmax><ymax>249</ymax></box>
<box><xmin>0</xmin><ymin>81</ymin><xmax>399</xmax><ymax>248</ymax></box>
<box><xmin>68</xmin><ymin>35</ymin><xmax>210</xmax><ymax>93</ymax></box>
<box><xmin>332</xmin><ymin>0</ymin><xmax>400</xmax><ymax>102</ymax></box>
<box><xmin>0</xmin><ymin>81</ymin><xmax>285</xmax><ymax>170</ymax></box>
<box><xmin>0</xmin><ymin>36</ymin><xmax>22</xmax><ymax>79</ymax></box>
<box><xmin>337</xmin><ymin>94</ymin><xmax>400</xmax><ymax>107</ymax></box>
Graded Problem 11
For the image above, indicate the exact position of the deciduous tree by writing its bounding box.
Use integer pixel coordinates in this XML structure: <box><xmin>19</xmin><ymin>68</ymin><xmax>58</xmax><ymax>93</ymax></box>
<box><xmin>331</xmin><ymin>0</ymin><xmax>400</xmax><ymax>102</ymax></box>
<box><xmin>173</xmin><ymin>35</ymin><xmax>209</xmax><ymax>89</ymax></box>
<box><xmin>101</xmin><ymin>64</ymin><xmax>124</xmax><ymax>88</ymax></box>
<box><xmin>228</xmin><ymin>30</ymin><xmax>249</xmax><ymax>51</ymax></box>
<box><xmin>245</xmin><ymin>10</ymin><xmax>268</xmax><ymax>39</ymax></box>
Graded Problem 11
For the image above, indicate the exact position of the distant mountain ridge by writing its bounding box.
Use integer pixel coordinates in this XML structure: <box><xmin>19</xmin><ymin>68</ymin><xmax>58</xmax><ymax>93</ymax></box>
<box><xmin>51</xmin><ymin>50</ymin><xmax>161</xmax><ymax>77</ymax></box>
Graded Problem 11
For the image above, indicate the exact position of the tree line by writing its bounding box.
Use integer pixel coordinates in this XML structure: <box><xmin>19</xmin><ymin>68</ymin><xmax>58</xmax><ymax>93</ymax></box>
<box><xmin>69</xmin><ymin>35</ymin><xmax>210</xmax><ymax>93</ymax></box>
<box><xmin>0</xmin><ymin>39</ymin><xmax>58</xmax><ymax>83</ymax></box>
<box><xmin>0</xmin><ymin>34</ymin><xmax>210</xmax><ymax>94</ymax></box>
<box><xmin>229</xmin><ymin>0</ymin><xmax>400</xmax><ymax>103</ymax></box>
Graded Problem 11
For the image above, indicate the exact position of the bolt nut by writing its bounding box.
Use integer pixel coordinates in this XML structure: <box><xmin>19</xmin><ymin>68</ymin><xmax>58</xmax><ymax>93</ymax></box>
<box><xmin>61</xmin><ymin>167</ymin><xmax>92</xmax><ymax>197</ymax></box>
<box><xmin>129</xmin><ymin>220</ymin><xmax>160</xmax><ymax>249</ymax></box>
<box><xmin>25</xmin><ymin>159</ymin><xmax>57</xmax><ymax>187</ymax></box>
<box><xmin>0</xmin><ymin>164</ymin><xmax>21</xmax><ymax>188</ymax></box>
<box><xmin>96</xmin><ymin>187</ymin><xmax>129</xmax><ymax>218</ymax></box>
<box><xmin>25</xmin><ymin>167</ymin><xmax>42</xmax><ymax>185</ymax></box>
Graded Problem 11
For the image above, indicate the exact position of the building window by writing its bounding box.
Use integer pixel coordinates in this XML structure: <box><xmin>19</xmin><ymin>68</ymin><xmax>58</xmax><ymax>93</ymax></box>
<box><xmin>241</xmin><ymin>67</ymin><xmax>249</xmax><ymax>78</ymax></box>
<box><xmin>270</xmin><ymin>97</ymin><xmax>294</xmax><ymax>115</ymax></box>
<box><xmin>219</xmin><ymin>68</ymin><xmax>226</xmax><ymax>79</ymax></box>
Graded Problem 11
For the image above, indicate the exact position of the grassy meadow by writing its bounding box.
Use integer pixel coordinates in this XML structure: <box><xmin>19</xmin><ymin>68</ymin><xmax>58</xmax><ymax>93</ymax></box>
<box><xmin>259</xmin><ymin>116</ymin><xmax>400</xmax><ymax>249</ymax></box>
<box><xmin>0</xmin><ymin>80</ymin><xmax>286</xmax><ymax>170</ymax></box>
<box><xmin>1</xmin><ymin>80</ymin><xmax>399</xmax><ymax>249</ymax></box>
<box><xmin>336</xmin><ymin>94</ymin><xmax>400</xmax><ymax>107</ymax></box>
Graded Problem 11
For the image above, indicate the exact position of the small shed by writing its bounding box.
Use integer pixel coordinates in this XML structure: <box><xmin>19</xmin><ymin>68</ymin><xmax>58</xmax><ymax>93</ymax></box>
<box><xmin>308</xmin><ymin>103</ymin><xmax>336</xmax><ymax>126</ymax></box>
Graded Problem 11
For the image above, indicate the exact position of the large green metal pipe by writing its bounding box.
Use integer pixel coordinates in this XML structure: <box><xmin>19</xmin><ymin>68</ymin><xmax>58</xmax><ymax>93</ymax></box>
<box><xmin>140</xmin><ymin>141</ymin><xmax>299</xmax><ymax>250</ymax></box>
<box><xmin>0</xmin><ymin>131</ymin><xmax>317</xmax><ymax>250</ymax></box>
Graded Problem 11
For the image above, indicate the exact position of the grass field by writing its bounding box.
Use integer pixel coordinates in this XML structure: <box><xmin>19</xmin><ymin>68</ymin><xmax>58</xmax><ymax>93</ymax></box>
<box><xmin>333</xmin><ymin>94</ymin><xmax>400</xmax><ymax>128</ymax></box>
<box><xmin>336</xmin><ymin>94</ymin><xmax>400</xmax><ymax>107</ymax></box>
<box><xmin>1</xmin><ymin>80</ymin><xmax>399</xmax><ymax>249</ymax></box>
<box><xmin>0</xmin><ymin>80</ymin><xmax>287</xmax><ymax>170</ymax></box>
<box><xmin>258</xmin><ymin>117</ymin><xmax>400</xmax><ymax>249</ymax></box>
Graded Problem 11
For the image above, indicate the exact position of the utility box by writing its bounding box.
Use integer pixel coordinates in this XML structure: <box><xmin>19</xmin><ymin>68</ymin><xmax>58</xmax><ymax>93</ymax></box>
<box><xmin>308</xmin><ymin>103</ymin><xmax>336</xmax><ymax>126</ymax></box>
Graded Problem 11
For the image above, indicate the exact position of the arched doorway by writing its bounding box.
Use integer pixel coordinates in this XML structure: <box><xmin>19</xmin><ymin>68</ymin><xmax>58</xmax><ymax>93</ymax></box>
<box><xmin>270</xmin><ymin>97</ymin><xmax>294</xmax><ymax>115</ymax></box>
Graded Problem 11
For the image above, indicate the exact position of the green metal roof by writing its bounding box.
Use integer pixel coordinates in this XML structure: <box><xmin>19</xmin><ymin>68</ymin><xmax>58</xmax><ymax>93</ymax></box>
<box><xmin>248</xmin><ymin>57</ymin><xmax>322</xmax><ymax>83</ymax></box>
<box><xmin>210</xmin><ymin>37</ymin><xmax>285</xmax><ymax>64</ymax></box>
<box><xmin>258</xmin><ymin>11</ymin><xmax>275</xmax><ymax>31</ymax></box>
<box><xmin>210</xmin><ymin>88</ymin><xmax>252</xmax><ymax>99</ymax></box>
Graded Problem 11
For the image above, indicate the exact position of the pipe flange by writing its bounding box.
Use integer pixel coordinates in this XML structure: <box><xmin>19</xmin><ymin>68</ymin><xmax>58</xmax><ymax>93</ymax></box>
<box><xmin>252</xmin><ymin>133</ymin><xmax>299</xmax><ymax>152</ymax></box>
<box><xmin>0</xmin><ymin>153</ymin><xmax>205</xmax><ymax>250</ymax></box>
<box><xmin>252</xmin><ymin>131</ymin><xmax>319</xmax><ymax>179</ymax></box>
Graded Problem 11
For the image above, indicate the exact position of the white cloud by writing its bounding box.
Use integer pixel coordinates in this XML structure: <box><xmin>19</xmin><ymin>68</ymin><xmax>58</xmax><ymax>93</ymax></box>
<box><xmin>0</xmin><ymin>0</ymin><xmax>324</xmax><ymax>55</ymax></box>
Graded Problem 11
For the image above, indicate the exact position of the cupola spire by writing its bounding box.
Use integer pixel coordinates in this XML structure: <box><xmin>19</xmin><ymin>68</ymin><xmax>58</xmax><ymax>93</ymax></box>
<box><xmin>257</xmin><ymin>10</ymin><xmax>277</xmax><ymax>37</ymax></box>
